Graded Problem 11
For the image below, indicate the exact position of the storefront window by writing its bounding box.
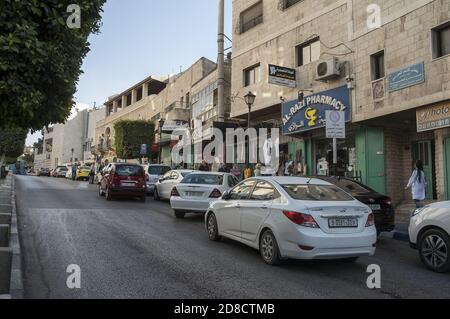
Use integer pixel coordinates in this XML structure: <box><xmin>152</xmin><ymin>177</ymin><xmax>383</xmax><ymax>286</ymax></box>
<box><xmin>314</xmin><ymin>135</ymin><xmax>356</xmax><ymax>177</ymax></box>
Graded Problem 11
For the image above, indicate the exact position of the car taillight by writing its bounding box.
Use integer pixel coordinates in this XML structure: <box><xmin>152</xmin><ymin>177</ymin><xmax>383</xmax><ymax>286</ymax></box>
<box><xmin>382</xmin><ymin>197</ymin><xmax>392</xmax><ymax>206</ymax></box>
<box><xmin>209</xmin><ymin>189</ymin><xmax>222</xmax><ymax>198</ymax></box>
<box><xmin>283</xmin><ymin>211</ymin><xmax>320</xmax><ymax>228</ymax></box>
<box><xmin>171</xmin><ymin>187</ymin><xmax>180</xmax><ymax>197</ymax></box>
<box><xmin>366</xmin><ymin>213</ymin><xmax>375</xmax><ymax>227</ymax></box>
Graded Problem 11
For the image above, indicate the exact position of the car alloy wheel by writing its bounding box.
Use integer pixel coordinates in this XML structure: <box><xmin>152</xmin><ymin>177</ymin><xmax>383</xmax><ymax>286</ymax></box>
<box><xmin>259</xmin><ymin>230</ymin><xmax>281</xmax><ymax>265</ymax></box>
<box><xmin>207</xmin><ymin>213</ymin><xmax>221</xmax><ymax>241</ymax></box>
<box><xmin>419</xmin><ymin>229</ymin><xmax>450</xmax><ymax>273</ymax></box>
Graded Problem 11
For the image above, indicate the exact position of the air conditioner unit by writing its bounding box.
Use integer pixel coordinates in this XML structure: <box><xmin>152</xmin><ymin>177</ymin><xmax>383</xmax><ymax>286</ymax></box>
<box><xmin>315</xmin><ymin>58</ymin><xmax>341</xmax><ymax>81</ymax></box>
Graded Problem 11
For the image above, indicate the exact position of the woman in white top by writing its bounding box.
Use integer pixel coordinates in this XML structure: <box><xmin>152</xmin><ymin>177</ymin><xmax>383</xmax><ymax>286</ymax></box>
<box><xmin>406</xmin><ymin>160</ymin><xmax>427</xmax><ymax>208</ymax></box>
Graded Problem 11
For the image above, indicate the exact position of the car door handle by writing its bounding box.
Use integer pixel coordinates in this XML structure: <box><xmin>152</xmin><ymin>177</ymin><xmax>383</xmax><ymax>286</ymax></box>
<box><xmin>261</xmin><ymin>206</ymin><xmax>268</xmax><ymax>210</ymax></box>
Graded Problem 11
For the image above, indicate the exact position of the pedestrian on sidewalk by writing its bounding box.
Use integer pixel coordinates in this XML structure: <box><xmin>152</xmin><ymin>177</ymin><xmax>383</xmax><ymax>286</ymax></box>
<box><xmin>88</xmin><ymin>163</ymin><xmax>95</xmax><ymax>184</ymax></box>
<box><xmin>71</xmin><ymin>164</ymin><xmax>77</xmax><ymax>181</ymax></box>
<box><xmin>406</xmin><ymin>160</ymin><xmax>427</xmax><ymax>209</ymax></box>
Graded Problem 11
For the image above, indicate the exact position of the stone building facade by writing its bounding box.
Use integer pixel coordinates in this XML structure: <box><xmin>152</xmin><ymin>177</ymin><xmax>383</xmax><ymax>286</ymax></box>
<box><xmin>36</xmin><ymin>107</ymin><xmax>106</xmax><ymax>171</ymax></box>
<box><xmin>231</xmin><ymin>0</ymin><xmax>450</xmax><ymax>203</ymax></box>
<box><xmin>95</xmin><ymin>57</ymin><xmax>220</xmax><ymax>165</ymax></box>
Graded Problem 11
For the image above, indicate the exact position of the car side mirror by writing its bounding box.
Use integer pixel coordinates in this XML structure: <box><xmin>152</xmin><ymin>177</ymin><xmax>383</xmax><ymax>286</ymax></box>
<box><xmin>159</xmin><ymin>178</ymin><xmax>164</xmax><ymax>183</ymax></box>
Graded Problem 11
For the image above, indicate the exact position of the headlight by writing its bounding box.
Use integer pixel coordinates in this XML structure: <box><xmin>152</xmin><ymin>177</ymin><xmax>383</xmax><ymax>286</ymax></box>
<box><xmin>411</xmin><ymin>207</ymin><xmax>426</xmax><ymax>217</ymax></box>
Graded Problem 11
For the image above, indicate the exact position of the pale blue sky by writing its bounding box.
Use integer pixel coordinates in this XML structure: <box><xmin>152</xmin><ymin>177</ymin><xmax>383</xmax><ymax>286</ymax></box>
<box><xmin>27</xmin><ymin>0</ymin><xmax>232</xmax><ymax>145</ymax></box>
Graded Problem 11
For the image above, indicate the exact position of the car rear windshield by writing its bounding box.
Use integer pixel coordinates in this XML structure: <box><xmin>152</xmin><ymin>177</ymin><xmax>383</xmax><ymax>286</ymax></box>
<box><xmin>115</xmin><ymin>165</ymin><xmax>144</xmax><ymax>177</ymax></box>
<box><xmin>282</xmin><ymin>184</ymin><xmax>354</xmax><ymax>201</ymax></box>
<box><xmin>148</xmin><ymin>166</ymin><xmax>170</xmax><ymax>175</ymax></box>
<box><xmin>333</xmin><ymin>179</ymin><xmax>373</xmax><ymax>194</ymax></box>
<box><xmin>181</xmin><ymin>174</ymin><xmax>224</xmax><ymax>185</ymax></box>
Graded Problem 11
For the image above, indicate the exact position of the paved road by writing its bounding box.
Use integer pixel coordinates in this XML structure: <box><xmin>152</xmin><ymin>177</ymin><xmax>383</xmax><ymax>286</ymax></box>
<box><xmin>15</xmin><ymin>175</ymin><xmax>450</xmax><ymax>299</ymax></box>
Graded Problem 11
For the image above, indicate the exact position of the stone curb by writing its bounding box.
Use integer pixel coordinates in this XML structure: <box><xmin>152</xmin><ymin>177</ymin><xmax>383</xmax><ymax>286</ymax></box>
<box><xmin>9</xmin><ymin>176</ymin><xmax>23</xmax><ymax>299</ymax></box>
<box><xmin>0</xmin><ymin>176</ymin><xmax>23</xmax><ymax>299</ymax></box>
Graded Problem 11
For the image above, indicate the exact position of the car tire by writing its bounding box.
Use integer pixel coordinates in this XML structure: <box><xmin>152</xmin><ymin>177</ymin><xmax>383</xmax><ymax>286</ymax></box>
<box><xmin>153</xmin><ymin>188</ymin><xmax>160</xmax><ymax>201</ymax></box>
<box><xmin>207</xmin><ymin>213</ymin><xmax>221</xmax><ymax>241</ymax></box>
<box><xmin>259</xmin><ymin>229</ymin><xmax>282</xmax><ymax>266</ymax></box>
<box><xmin>105</xmin><ymin>188</ymin><xmax>113</xmax><ymax>201</ymax></box>
<box><xmin>98</xmin><ymin>185</ymin><xmax>104</xmax><ymax>197</ymax></box>
<box><xmin>418</xmin><ymin>228</ymin><xmax>450</xmax><ymax>273</ymax></box>
<box><xmin>174</xmin><ymin>211</ymin><xmax>186</xmax><ymax>219</ymax></box>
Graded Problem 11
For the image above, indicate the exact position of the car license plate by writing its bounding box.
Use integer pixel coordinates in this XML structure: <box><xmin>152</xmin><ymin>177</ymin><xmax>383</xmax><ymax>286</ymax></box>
<box><xmin>121</xmin><ymin>182</ymin><xmax>135</xmax><ymax>187</ymax></box>
<box><xmin>329</xmin><ymin>218</ymin><xmax>358</xmax><ymax>228</ymax></box>
<box><xmin>186</xmin><ymin>191</ymin><xmax>202</xmax><ymax>197</ymax></box>
<box><xmin>369</xmin><ymin>204</ymin><xmax>381</xmax><ymax>211</ymax></box>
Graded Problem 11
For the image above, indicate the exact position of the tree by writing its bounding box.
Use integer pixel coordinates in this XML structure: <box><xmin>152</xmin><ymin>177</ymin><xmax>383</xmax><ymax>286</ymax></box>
<box><xmin>0</xmin><ymin>128</ymin><xmax>27</xmax><ymax>164</ymax></box>
<box><xmin>114</xmin><ymin>120</ymin><xmax>155</xmax><ymax>160</ymax></box>
<box><xmin>0</xmin><ymin>0</ymin><xmax>106</xmax><ymax>130</ymax></box>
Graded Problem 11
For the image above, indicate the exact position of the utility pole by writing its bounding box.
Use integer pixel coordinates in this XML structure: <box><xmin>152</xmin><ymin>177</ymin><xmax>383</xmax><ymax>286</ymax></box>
<box><xmin>217</xmin><ymin>0</ymin><xmax>225</xmax><ymax>122</ymax></box>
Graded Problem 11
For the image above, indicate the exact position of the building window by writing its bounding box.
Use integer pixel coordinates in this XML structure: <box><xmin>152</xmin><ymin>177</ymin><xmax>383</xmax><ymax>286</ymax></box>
<box><xmin>240</xmin><ymin>2</ymin><xmax>263</xmax><ymax>33</ymax></box>
<box><xmin>136</xmin><ymin>87</ymin><xmax>143</xmax><ymax>101</ymax></box>
<box><xmin>296</xmin><ymin>38</ymin><xmax>321</xmax><ymax>66</ymax></box>
<box><xmin>370</xmin><ymin>51</ymin><xmax>385</xmax><ymax>81</ymax></box>
<box><xmin>283</xmin><ymin>0</ymin><xmax>302</xmax><ymax>10</ymax></box>
<box><xmin>243</xmin><ymin>64</ymin><xmax>261</xmax><ymax>87</ymax></box>
<box><xmin>432</xmin><ymin>22</ymin><xmax>450</xmax><ymax>59</ymax></box>
<box><xmin>126</xmin><ymin>94</ymin><xmax>132</xmax><ymax>106</ymax></box>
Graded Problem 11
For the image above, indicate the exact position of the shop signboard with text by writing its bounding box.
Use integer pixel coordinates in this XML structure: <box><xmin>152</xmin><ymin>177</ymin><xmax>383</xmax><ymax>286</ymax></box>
<box><xmin>282</xmin><ymin>85</ymin><xmax>351</xmax><ymax>135</ymax></box>
<box><xmin>268</xmin><ymin>64</ymin><xmax>297</xmax><ymax>88</ymax></box>
<box><xmin>417</xmin><ymin>101</ymin><xmax>450</xmax><ymax>132</ymax></box>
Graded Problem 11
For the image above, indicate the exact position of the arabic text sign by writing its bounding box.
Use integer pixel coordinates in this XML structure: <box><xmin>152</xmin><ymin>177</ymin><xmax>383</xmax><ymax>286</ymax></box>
<box><xmin>326</xmin><ymin>111</ymin><xmax>346</xmax><ymax>139</ymax></box>
<box><xmin>281</xmin><ymin>86</ymin><xmax>351</xmax><ymax>135</ymax></box>
<box><xmin>388</xmin><ymin>62</ymin><xmax>425</xmax><ymax>92</ymax></box>
<box><xmin>417</xmin><ymin>101</ymin><xmax>450</xmax><ymax>132</ymax></box>
<box><xmin>268</xmin><ymin>64</ymin><xmax>297</xmax><ymax>88</ymax></box>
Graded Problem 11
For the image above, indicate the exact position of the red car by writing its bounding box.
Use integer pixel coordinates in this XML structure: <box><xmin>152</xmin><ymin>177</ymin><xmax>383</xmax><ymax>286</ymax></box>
<box><xmin>98</xmin><ymin>163</ymin><xmax>147</xmax><ymax>202</ymax></box>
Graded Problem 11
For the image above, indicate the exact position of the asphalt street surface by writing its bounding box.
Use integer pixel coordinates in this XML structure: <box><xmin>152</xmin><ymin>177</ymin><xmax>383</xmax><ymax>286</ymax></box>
<box><xmin>15</xmin><ymin>175</ymin><xmax>450</xmax><ymax>299</ymax></box>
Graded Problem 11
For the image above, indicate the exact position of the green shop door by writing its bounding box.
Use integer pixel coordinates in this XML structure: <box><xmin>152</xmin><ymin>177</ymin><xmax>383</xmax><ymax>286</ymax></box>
<box><xmin>444</xmin><ymin>138</ymin><xmax>450</xmax><ymax>200</ymax></box>
<box><xmin>412</xmin><ymin>141</ymin><xmax>434</xmax><ymax>200</ymax></box>
<box><xmin>356</xmin><ymin>128</ymin><xmax>386</xmax><ymax>194</ymax></box>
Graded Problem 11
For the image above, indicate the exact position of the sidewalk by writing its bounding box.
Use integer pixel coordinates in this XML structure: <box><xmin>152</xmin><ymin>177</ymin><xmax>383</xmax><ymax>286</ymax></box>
<box><xmin>0</xmin><ymin>175</ymin><xmax>23</xmax><ymax>299</ymax></box>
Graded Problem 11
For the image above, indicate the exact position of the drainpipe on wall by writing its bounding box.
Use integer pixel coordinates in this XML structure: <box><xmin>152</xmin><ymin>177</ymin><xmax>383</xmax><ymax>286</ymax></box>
<box><xmin>217</xmin><ymin>0</ymin><xmax>225</xmax><ymax>122</ymax></box>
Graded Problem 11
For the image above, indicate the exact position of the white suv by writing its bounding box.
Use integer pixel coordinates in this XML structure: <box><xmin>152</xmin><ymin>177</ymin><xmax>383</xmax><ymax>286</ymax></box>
<box><xmin>409</xmin><ymin>201</ymin><xmax>450</xmax><ymax>273</ymax></box>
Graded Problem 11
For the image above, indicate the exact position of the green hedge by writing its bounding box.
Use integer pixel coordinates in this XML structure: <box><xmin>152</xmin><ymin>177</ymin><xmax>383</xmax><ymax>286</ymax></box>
<box><xmin>114</xmin><ymin>120</ymin><xmax>155</xmax><ymax>160</ymax></box>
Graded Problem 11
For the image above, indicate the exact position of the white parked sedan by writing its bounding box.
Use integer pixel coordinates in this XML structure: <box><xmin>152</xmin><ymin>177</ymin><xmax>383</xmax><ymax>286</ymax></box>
<box><xmin>153</xmin><ymin>170</ymin><xmax>195</xmax><ymax>201</ymax></box>
<box><xmin>409</xmin><ymin>201</ymin><xmax>450</xmax><ymax>273</ymax></box>
<box><xmin>170</xmin><ymin>172</ymin><xmax>240</xmax><ymax>218</ymax></box>
<box><xmin>205</xmin><ymin>176</ymin><xmax>377</xmax><ymax>265</ymax></box>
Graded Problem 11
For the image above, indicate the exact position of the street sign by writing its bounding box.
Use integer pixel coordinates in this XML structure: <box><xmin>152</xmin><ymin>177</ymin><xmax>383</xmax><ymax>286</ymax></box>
<box><xmin>268</xmin><ymin>64</ymin><xmax>297</xmax><ymax>88</ymax></box>
<box><xmin>326</xmin><ymin>111</ymin><xmax>346</xmax><ymax>139</ymax></box>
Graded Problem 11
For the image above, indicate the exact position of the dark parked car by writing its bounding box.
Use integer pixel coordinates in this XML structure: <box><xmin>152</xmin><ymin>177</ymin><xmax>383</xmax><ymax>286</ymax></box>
<box><xmin>98</xmin><ymin>163</ymin><xmax>147</xmax><ymax>202</ymax></box>
<box><xmin>315</xmin><ymin>176</ymin><xmax>395</xmax><ymax>235</ymax></box>
<box><xmin>37</xmin><ymin>168</ymin><xmax>51</xmax><ymax>177</ymax></box>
